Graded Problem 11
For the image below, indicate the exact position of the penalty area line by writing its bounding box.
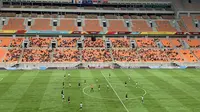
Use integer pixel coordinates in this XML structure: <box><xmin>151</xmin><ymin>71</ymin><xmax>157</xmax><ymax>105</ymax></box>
<box><xmin>101</xmin><ymin>71</ymin><xmax>130</xmax><ymax>112</ymax></box>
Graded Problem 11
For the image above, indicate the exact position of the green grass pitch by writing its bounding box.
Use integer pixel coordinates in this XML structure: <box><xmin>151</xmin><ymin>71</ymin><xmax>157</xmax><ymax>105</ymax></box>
<box><xmin>0</xmin><ymin>69</ymin><xmax>200</xmax><ymax>112</ymax></box>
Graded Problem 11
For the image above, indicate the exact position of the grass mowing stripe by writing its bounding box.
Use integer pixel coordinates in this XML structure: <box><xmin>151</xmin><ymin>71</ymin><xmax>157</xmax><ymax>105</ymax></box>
<box><xmin>0</xmin><ymin>71</ymin><xmax>39</xmax><ymax>112</ymax></box>
<box><xmin>101</xmin><ymin>71</ymin><xmax>130</xmax><ymax>112</ymax></box>
<box><xmin>129</xmin><ymin>69</ymin><xmax>191</xmax><ymax>112</ymax></box>
<box><xmin>122</xmin><ymin>69</ymin><xmax>170</xmax><ymax>112</ymax></box>
<box><xmin>142</xmin><ymin>69</ymin><xmax>200</xmax><ymax>111</ymax></box>
<box><xmin>164</xmin><ymin>70</ymin><xmax>200</xmax><ymax>93</ymax></box>
<box><xmin>0</xmin><ymin>71</ymin><xmax>24</xmax><ymax>98</ymax></box>
<box><xmin>37</xmin><ymin>70</ymin><xmax>64</xmax><ymax>112</ymax></box>
<box><xmin>111</xmin><ymin>69</ymin><xmax>149</xmax><ymax>112</ymax></box>
<box><xmin>13</xmin><ymin>71</ymin><xmax>52</xmax><ymax>112</ymax></box>
<box><xmin>154</xmin><ymin>70</ymin><xmax>200</xmax><ymax>101</ymax></box>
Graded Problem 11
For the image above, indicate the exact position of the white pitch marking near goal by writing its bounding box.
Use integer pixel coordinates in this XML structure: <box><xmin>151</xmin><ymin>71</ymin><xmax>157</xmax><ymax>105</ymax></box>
<box><xmin>101</xmin><ymin>71</ymin><xmax>130</xmax><ymax>112</ymax></box>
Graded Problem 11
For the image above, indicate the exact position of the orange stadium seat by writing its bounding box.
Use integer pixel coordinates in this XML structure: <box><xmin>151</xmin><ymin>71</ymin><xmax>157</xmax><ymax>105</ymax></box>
<box><xmin>30</xmin><ymin>19</ymin><xmax>52</xmax><ymax>30</ymax></box>
<box><xmin>110</xmin><ymin>38</ymin><xmax>130</xmax><ymax>48</ymax></box>
<box><xmin>171</xmin><ymin>38</ymin><xmax>182</xmax><ymax>48</ymax></box>
<box><xmin>180</xmin><ymin>49</ymin><xmax>197</xmax><ymax>62</ymax></box>
<box><xmin>3</xmin><ymin>18</ymin><xmax>25</xmax><ymax>30</ymax></box>
<box><xmin>0</xmin><ymin>38</ymin><xmax>12</xmax><ymax>47</ymax></box>
<box><xmin>83</xmin><ymin>20</ymin><xmax>103</xmax><ymax>32</ymax></box>
<box><xmin>138</xmin><ymin>49</ymin><xmax>168</xmax><ymax>62</ymax></box>
<box><xmin>177</xmin><ymin>21</ymin><xmax>187</xmax><ymax>32</ymax></box>
<box><xmin>159</xmin><ymin>38</ymin><xmax>173</xmax><ymax>48</ymax></box>
<box><xmin>155</xmin><ymin>20</ymin><xmax>177</xmax><ymax>32</ymax></box>
<box><xmin>183</xmin><ymin>38</ymin><xmax>200</xmax><ymax>48</ymax></box>
<box><xmin>165</xmin><ymin>49</ymin><xmax>184</xmax><ymax>62</ymax></box>
<box><xmin>84</xmin><ymin>38</ymin><xmax>105</xmax><ymax>48</ymax></box>
<box><xmin>192</xmin><ymin>50</ymin><xmax>200</xmax><ymax>60</ymax></box>
<box><xmin>107</xmin><ymin>20</ymin><xmax>128</xmax><ymax>32</ymax></box>
<box><xmin>112</xmin><ymin>49</ymin><xmax>140</xmax><ymax>62</ymax></box>
<box><xmin>82</xmin><ymin>49</ymin><xmax>112</xmax><ymax>62</ymax></box>
<box><xmin>0</xmin><ymin>48</ymin><xmax>7</xmax><ymax>62</ymax></box>
<box><xmin>22</xmin><ymin>49</ymin><xmax>52</xmax><ymax>62</ymax></box>
<box><xmin>131</xmin><ymin>20</ymin><xmax>153</xmax><ymax>32</ymax></box>
<box><xmin>57</xmin><ymin>19</ymin><xmax>78</xmax><ymax>31</ymax></box>
<box><xmin>57</xmin><ymin>38</ymin><xmax>78</xmax><ymax>47</ymax></box>
<box><xmin>53</xmin><ymin>49</ymin><xmax>80</xmax><ymax>62</ymax></box>
<box><xmin>10</xmin><ymin>38</ymin><xmax>24</xmax><ymax>47</ymax></box>
<box><xmin>135</xmin><ymin>38</ymin><xmax>157</xmax><ymax>48</ymax></box>
<box><xmin>29</xmin><ymin>37</ymin><xmax>52</xmax><ymax>47</ymax></box>
<box><xmin>4</xmin><ymin>48</ymin><xmax>22</xmax><ymax>62</ymax></box>
<box><xmin>181</xmin><ymin>16</ymin><xmax>198</xmax><ymax>32</ymax></box>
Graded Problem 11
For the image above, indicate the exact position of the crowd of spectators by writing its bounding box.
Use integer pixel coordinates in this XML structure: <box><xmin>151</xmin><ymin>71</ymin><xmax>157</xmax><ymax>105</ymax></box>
<box><xmin>4</xmin><ymin>48</ymin><xmax>22</xmax><ymax>62</ymax></box>
<box><xmin>84</xmin><ymin>38</ymin><xmax>104</xmax><ymax>48</ymax></box>
<box><xmin>57</xmin><ymin>38</ymin><xmax>78</xmax><ymax>47</ymax></box>
<box><xmin>10</xmin><ymin>38</ymin><xmax>24</xmax><ymax>47</ymax></box>
<box><xmin>29</xmin><ymin>37</ymin><xmax>52</xmax><ymax>47</ymax></box>
<box><xmin>135</xmin><ymin>38</ymin><xmax>157</xmax><ymax>48</ymax></box>
<box><xmin>22</xmin><ymin>49</ymin><xmax>52</xmax><ymax>62</ymax></box>
<box><xmin>110</xmin><ymin>38</ymin><xmax>130</xmax><ymax>48</ymax></box>
<box><xmin>138</xmin><ymin>49</ymin><xmax>168</xmax><ymax>62</ymax></box>
<box><xmin>112</xmin><ymin>49</ymin><xmax>139</xmax><ymax>62</ymax></box>
<box><xmin>82</xmin><ymin>49</ymin><xmax>112</xmax><ymax>62</ymax></box>
<box><xmin>53</xmin><ymin>49</ymin><xmax>80</xmax><ymax>62</ymax></box>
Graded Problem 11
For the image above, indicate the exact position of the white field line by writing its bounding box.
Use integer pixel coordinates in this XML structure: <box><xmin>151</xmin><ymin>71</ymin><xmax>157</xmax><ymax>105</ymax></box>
<box><xmin>101</xmin><ymin>71</ymin><xmax>130</xmax><ymax>112</ymax></box>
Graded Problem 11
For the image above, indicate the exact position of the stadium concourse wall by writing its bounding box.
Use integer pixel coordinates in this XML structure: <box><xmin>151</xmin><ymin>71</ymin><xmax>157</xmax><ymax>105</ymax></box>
<box><xmin>0</xmin><ymin>30</ymin><xmax>200</xmax><ymax>36</ymax></box>
<box><xmin>0</xmin><ymin>62</ymin><xmax>199</xmax><ymax>70</ymax></box>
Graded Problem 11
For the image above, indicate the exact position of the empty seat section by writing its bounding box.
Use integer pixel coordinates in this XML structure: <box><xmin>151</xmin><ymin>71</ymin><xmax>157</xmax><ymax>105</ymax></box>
<box><xmin>165</xmin><ymin>49</ymin><xmax>184</xmax><ymax>62</ymax></box>
<box><xmin>29</xmin><ymin>37</ymin><xmax>52</xmax><ymax>47</ymax></box>
<box><xmin>112</xmin><ymin>49</ymin><xmax>140</xmax><ymax>62</ymax></box>
<box><xmin>10</xmin><ymin>38</ymin><xmax>24</xmax><ymax>47</ymax></box>
<box><xmin>84</xmin><ymin>38</ymin><xmax>104</xmax><ymax>48</ymax></box>
<box><xmin>4</xmin><ymin>48</ymin><xmax>22</xmax><ymax>62</ymax></box>
<box><xmin>171</xmin><ymin>38</ymin><xmax>182</xmax><ymax>48</ymax></box>
<box><xmin>0</xmin><ymin>48</ymin><xmax>7</xmax><ymax>62</ymax></box>
<box><xmin>30</xmin><ymin>19</ymin><xmax>52</xmax><ymax>30</ymax></box>
<box><xmin>57</xmin><ymin>38</ymin><xmax>78</xmax><ymax>47</ymax></box>
<box><xmin>160</xmin><ymin>38</ymin><xmax>173</xmax><ymax>48</ymax></box>
<box><xmin>135</xmin><ymin>38</ymin><xmax>157</xmax><ymax>48</ymax></box>
<box><xmin>53</xmin><ymin>49</ymin><xmax>80</xmax><ymax>62</ymax></box>
<box><xmin>180</xmin><ymin>49</ymin><xmax>197</xmax><ymax>62</ymax></box>
<box><xmin>107</xmin><ymin>20</ymin><xmax>128</xmax><ymax>32</ymax></box>
<box><xmin>183</xmin><ymin>38</ymin><xmax>200</xmax><ymax>48</ymax></box>
<box><xmin>192</xmin><ymin>50</ymin><xmax>200</xmax><ymax>60</ymax></box>
<box><xmin>177</xmin><ymin>21</ymin><xmax>187</xmax><ymax>32</ymax></box>
<box><xmin>83</xmin><ymin>20</ymin><xmax>102</xmax><ymax>32</ymax></box>
<box><xmin>155</xmin><ymin>20</ymin><xmax>177</xmax><ymax>32</ymax></box>
<box><xmin>132</xmin><ymin>20</ymin><xmax>152</xmax><ymax>32</ymax></box>
<box><xmin>110</xmin><ymin>38</ymin><xmax>130</xmax><ymax>48</ymax></box>
<box><xmin>138</xmin><ymin>49</ymin><xmax>168</xmax><ymax>62</ymax></box>
<box><xmin>22</xmin><ymin>49</ymin><xmax>52</xmax><ymax>62</ymax></box>
<box><xmin>3</xmin><ymin>18</ymin><xmax>25</xmax><ymax>30</ymax></box>
<box><xmin>57</xmin><ymin>19</ymin><xmax>78</xmax><ymax>31</ymax></box>
<box><xmin>0</xmin><ymin>38</ymin><xmax>12</xmax><ymax>47</ymax></box>
<box><xmin>82</xmin><ymin>49</ymin><xmax>112</xmax><ymax>62</ymax></box>
<box><xmin>181</xmin><ymin>16</ymin><xmax>198</xmax><ymax>32</ymax></box>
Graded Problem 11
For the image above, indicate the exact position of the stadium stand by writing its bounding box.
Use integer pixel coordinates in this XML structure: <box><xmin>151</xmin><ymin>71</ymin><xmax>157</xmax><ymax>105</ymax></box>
<box><xmin>30</xmin><ymin>19</ymin><xmax>52</xmax><ymax>31</ymax></box>
<box><xmin>82</xmin><ymin>49</ymin><xmax>112</xmax><ymax>62</ymax></box>
<box><xmin>110</xmin><ymin>38</ymin><xmax>130</xmax><ymax>48</ymax></box>
<box><xmin>181</xmin><ymin>16</ymin><xmax>198</xmax><ymax>32</ymax></box>
<box><xmin>112</xmin><ymin>49</ymin><xmax>140</xmax><ymax>62</ymax></box>
<box><xmin>57</xmin><ymin>19</ymin><xmax>78</xmax><ymax>31</ymax></box>
<box><xmin>155</xmin><ymin>20</ymin><xmax>177</xmax><ymax>32</ymax></box>
<box><xmin>57</xmin><ymin>38</ymin><xmax>78</xmax><ymax>47</ymax></box>
<box><xmin>135</xmin><ymin>38</ymin><xmax>157</xmax><ymax>48</ymax></box>
<box><xmin>53</xmin><ymin>49</ymin><xmax>80</xmax><ymax>62</ymax></box>
<box><xmin>29</xmin><ymin>37</ymin><xmax>52</xmax><ymax>47</ymax></box>
<box><xmin>0</xmin><ymin>38</ymin><xmax>12</xmax><ymax>47</ymax></box>
<box><xmin>84</xmin><ymin>38</ymin><xmax>105</xmax><ymax>48</ymax></box>
<box><xmin>10</xmin><ymin>38</ymin><xmax>24</xmax><ymax>47</ymax></box>
<box><xmin>4</xmin><ymin>48</ymin><xmax>22</xmax><ymax>62</ymax></box>
<box><xmin>83</xmin><ymin>20</ymin><xmax>103</xmax><ymax>32</ymax></box>
<box><xmin>183</xmin><ymin>38</ymin><xmax>200</xmax><ymax>48</ymax></box>
<box><xmin>0</xmin><ymin>48</ymin><xmax>7</xmax><ymax>62</ymax></box>
<box><xmin>107</xmin><ymin>20</ymin><xmax>129</xmax><ymax>32</ymax></box>
<box><xmin>2</xmin><ymin>18</ymin><xmax>25</xmax><ymax>30</ymax></box>
<box><xmin>131</xmin><ymin>20</ymin><xmax>153</xmax><ymax>32</ymax></box>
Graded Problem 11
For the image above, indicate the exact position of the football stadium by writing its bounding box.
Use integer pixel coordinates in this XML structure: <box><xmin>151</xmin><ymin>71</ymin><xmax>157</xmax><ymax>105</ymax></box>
<box><xmin>0</xmin><ymin>0</ymin><xmax>200</xmax><ymax>112</ymax></box>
